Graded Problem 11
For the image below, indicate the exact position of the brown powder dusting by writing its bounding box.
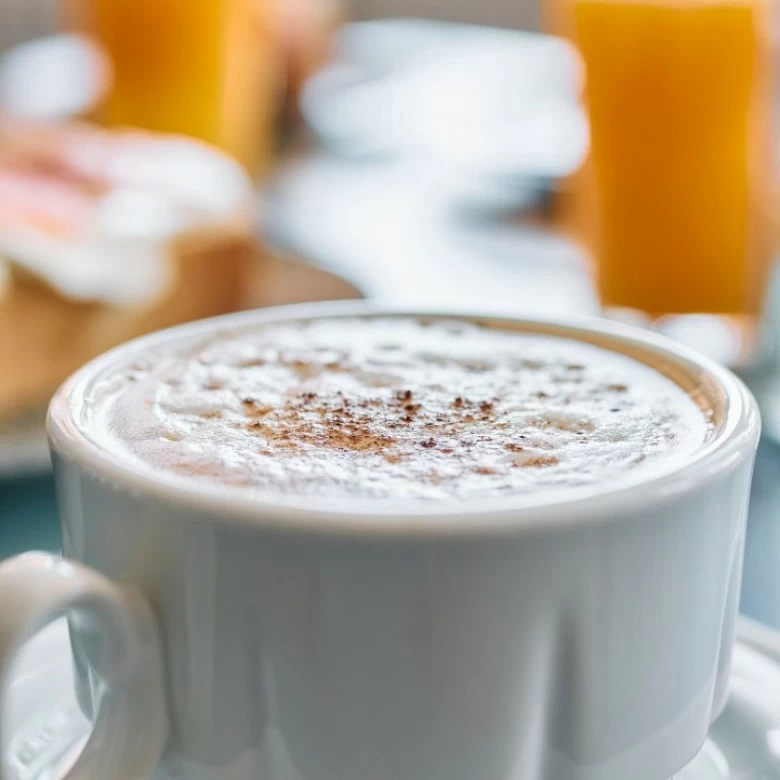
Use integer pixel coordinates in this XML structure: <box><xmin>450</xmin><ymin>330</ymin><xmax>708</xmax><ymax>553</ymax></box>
<box><xmin>516</xmin><ymin>455</ymin><xmax>560</xmax><ymax>468</ymax></box>
<box><xmin>243</xmin><ymin>399</ymin><xmax>274</xmax><ymax>417</ymax></box>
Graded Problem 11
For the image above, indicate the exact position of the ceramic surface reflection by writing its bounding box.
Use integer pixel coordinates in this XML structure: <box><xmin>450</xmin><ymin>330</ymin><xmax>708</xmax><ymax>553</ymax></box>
<box><xmin>5</xmin><ymin>621</ymin><xmax>780</xmax><ymax>780</ymax></box>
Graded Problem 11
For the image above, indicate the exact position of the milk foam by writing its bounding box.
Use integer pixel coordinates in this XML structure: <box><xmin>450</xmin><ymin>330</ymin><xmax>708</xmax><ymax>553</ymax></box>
<box><xmin>87</xmin><ymin>317</ymin><xmax>713</xmax><ymax>501</ymax></box>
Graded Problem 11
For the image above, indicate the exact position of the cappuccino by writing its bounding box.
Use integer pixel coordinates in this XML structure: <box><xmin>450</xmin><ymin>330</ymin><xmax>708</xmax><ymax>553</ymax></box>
<box><xmin>87</xmin><ymin>315</ymin><xmax>714</xmax><ymax>501</ymax></box>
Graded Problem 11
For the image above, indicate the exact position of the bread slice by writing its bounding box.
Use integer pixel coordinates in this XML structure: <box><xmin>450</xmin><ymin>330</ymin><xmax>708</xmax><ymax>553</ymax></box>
<box><xmin>0</xmin><ymin>119</ymin><xmax>256</xmax><ymax>418</ymax></box>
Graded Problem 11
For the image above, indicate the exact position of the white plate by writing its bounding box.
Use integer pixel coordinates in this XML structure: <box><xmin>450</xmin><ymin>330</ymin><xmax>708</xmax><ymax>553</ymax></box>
<box><xmin>0</xmin><ymin>34</ymin><xmax>107</xmax><ymax>121</ymax></box>
<box><xmin>3</xmin><ymin>618</ymin><xmax>780</xmax><ymax>779</ymax></box>
<box><xmin>0</xmin><ymin>416</ymin><xmax>50</xmax><ymax>478</ymax></box>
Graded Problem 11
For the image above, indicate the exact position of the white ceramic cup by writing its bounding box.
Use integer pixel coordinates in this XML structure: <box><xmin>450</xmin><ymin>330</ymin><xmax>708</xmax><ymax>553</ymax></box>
<box><xmin>0</xmin><ymin>304</ymin><xmax>761</xmax><ymax>780</ymax></box>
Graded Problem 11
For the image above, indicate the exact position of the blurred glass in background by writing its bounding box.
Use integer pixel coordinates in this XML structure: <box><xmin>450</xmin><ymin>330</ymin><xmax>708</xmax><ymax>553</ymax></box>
<box><xmin>59</xmin><ymin>0</ymin><xmax>340</xmax><ymax>176</ymax></box>
<box><xmin>571</xmin><ymin>0</ymin><xmax>776</xmax><ymax>368</ymax></box>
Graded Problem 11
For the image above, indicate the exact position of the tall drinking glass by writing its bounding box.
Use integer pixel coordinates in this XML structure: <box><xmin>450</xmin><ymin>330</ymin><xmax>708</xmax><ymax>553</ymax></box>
<box><xmin>66</xmin><ymin>0</ymin><xmax>278</xmax><ymax>177</ymax></box>
<box><xmin>571</xmin><ymin>0</ymin><xmax>775</xmax><ymax>368</ymax></box>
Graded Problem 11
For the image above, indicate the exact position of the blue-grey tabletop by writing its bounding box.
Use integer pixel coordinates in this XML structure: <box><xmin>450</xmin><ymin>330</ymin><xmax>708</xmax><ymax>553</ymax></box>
<box><xmin>739</xmin><ymin>439</ymin><xmax>780</xmax><ymax>630</ymax></box>
<box><xmin>0</xmin><ymin>474</ymin><xmax>60</xmax><ymax>558</ymax></box>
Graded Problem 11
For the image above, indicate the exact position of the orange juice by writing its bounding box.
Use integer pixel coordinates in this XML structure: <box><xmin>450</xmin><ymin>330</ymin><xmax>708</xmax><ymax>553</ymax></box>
<box><xmin>573</xmin><ymin>0</ymin><xmax>774</xmax><ymax>317</ymax></box>
<box><xmin>73</xmin><ymin>0</ymin><xmax>277</xmax><ymax>176</ymax></box>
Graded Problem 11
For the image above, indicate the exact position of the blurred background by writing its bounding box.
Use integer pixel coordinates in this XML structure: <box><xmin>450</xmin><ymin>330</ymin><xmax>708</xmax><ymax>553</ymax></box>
<box><xmin>2</xmin><ymin>0</ymin><xmax>780</xmax><ymax>634</ymax></box>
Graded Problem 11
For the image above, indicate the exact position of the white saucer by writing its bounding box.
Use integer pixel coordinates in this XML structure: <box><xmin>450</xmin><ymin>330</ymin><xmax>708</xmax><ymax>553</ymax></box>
<box><xmin>4</xmin><ymin>619</ymin><xmax>780</xmax><ymax>779</ymax></box>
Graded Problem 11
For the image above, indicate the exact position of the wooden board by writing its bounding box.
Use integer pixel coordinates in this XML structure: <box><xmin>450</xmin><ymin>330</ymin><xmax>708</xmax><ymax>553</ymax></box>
<box><xmin>244</xmin><ymin>251</ymin><xmax>362</xmax><ymax>308</ymax></box>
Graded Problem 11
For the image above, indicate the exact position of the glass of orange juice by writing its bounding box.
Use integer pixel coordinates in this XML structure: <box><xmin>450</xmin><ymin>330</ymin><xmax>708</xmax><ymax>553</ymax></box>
<box><xmin>64</xmin><ymin>0</ymin><xmax>279</xmax><ymax>178</ymax></box>
<box><xmin>570</xmin><ymin>0</ymin><xmax>775</xmax><ymax>368</ymax></box>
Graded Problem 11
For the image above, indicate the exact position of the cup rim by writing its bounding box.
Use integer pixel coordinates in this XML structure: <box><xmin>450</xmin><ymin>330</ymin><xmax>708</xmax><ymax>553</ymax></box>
<box><xmin>47</xmin><ymin>300</ymin><xmax>761</xmax><ymax>538</ymax></box>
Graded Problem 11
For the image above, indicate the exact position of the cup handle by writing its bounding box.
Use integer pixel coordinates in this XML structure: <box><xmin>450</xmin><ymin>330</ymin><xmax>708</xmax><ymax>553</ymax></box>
<box><xmin>0</xmin><ymin>552</ymin><xmax>169</xmax><ymax>779</ymax></box>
